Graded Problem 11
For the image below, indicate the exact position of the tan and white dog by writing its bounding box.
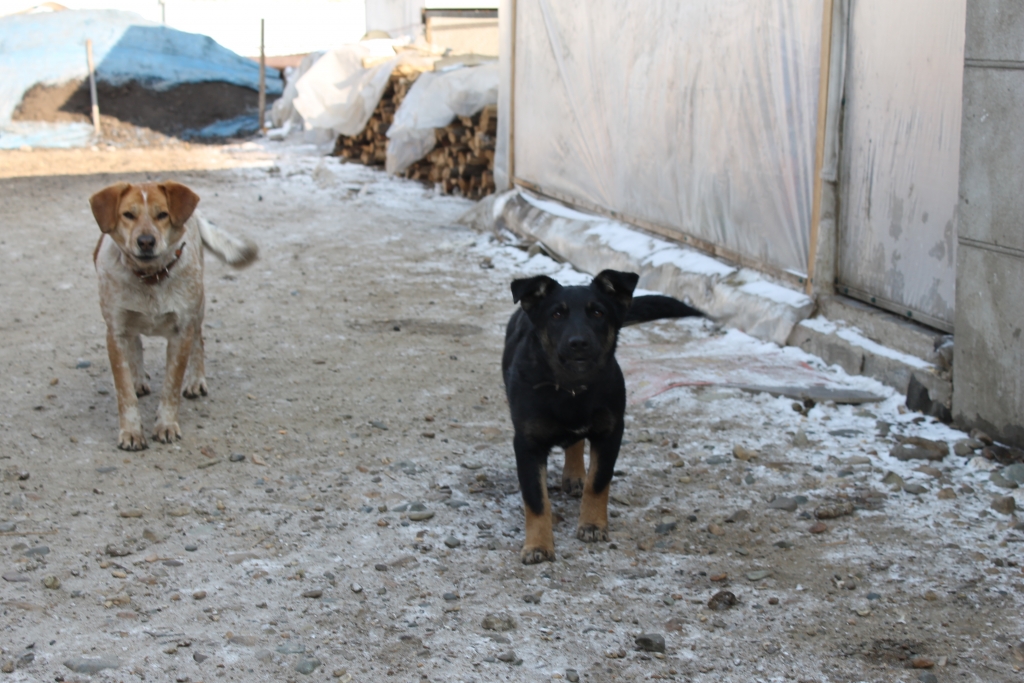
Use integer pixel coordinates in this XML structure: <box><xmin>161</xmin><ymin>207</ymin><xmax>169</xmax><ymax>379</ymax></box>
<box><xmin>89</xmin><ymin>181</ymin><xmax>257</xmax><ymax>450</ymax></box>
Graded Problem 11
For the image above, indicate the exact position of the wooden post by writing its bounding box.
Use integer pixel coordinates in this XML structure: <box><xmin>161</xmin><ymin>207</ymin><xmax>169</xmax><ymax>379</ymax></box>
<box><xmin>806</xmin><ymin>0</ymin><xmax>834</xmax><ymax>295</ymax></box>
<box><xmin>86</xmin><ymin>39</ymin><xmax>101</xmax><ymax>138</ymax></box>
<box><xmin>257</xmin><ymin>19</ymin><xmax>266</xmax><ymax>132</ymax></box>
<box><xmin>508</xmin><ymin>0</ymin><xmax>518</xmax><ymax>184</ymax></box>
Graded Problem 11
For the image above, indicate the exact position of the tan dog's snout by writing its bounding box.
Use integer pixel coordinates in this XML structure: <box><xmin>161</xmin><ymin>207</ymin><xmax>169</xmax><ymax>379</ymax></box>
<box><xmin>136</xmin><ymin>233</ymin><xmax>157</xmax><ymax>256</ymax></box>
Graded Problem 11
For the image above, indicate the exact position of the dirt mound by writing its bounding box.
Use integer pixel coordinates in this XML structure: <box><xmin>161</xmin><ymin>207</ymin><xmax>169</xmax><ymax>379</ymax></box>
<box><xmin>13</xmin><ymin>79</ymin><xmax>274</xmax><ymax>143</ymax></box>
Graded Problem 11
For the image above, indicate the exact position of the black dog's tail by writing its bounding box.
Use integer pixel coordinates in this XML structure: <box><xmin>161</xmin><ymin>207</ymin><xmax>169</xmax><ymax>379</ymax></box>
<box><xmin>624</xmin><ymin>295</ymin><xmax>705</xmax><ymax>326</ymax></box>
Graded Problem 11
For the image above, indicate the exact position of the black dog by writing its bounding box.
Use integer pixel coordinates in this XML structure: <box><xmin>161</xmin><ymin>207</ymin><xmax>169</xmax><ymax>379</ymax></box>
<box><xmin>503</xmin><ymin>269</ymin><xmax>704</xmax><ymax>563</ymax></box>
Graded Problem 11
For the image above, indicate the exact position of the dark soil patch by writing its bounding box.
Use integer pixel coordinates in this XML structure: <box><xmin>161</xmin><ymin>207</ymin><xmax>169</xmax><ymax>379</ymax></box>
<box><xmin>13</xmin><ymin>79</ymin><xmax>275</xmax><ymax>142</ymax></box>
<box><xmin>855</xmin><ymin>639</ymin><xmax>926</xmax><ymax>666</ymax></box>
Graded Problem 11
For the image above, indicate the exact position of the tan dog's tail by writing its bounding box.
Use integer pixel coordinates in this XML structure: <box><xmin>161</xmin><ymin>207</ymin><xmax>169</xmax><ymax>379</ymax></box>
<box><xmin>195</xmin><ymin>212</ymin><xmax>258</xmax><ymax>268</ymax></box>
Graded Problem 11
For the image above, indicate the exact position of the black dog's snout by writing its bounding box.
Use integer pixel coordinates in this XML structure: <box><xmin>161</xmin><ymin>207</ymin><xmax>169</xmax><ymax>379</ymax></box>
<box><xmin>567</xmin><ymin>336</ymin><xmax>590</xmax><ymax>352</ymax></box>
<box><xmin>137</xmin><ymin>234</ymin><xmax>156</xmax><ymax>251</ymax></box>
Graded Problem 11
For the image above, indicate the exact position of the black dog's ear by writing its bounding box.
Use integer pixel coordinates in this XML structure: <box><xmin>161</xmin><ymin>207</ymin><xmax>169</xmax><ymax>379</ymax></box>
<box><xmin>511</xmin><ymin>275</ymin><xmax>561</xmax><ymax>311</ymax></box>
<box><xmin>591</xmin><ymin>270</ymin><xmax>639</xmax><ymax>308</ymax></box>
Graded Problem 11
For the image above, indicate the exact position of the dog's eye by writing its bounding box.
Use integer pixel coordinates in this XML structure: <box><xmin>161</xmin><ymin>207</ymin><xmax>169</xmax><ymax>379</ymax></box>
<box><xmin>122</xmin><ymin>211</ymin><xmax>135</xmax><ymax>220</ymax></box>
<box><xmin>552</xmin><ymin>309</ymin><xmax>565</xmax><ymax>320</ymax></box>
<box><xmin>156</xmin><ymin>211</ymin><xmax>169</xmax><ymax>220</ymax></box>
<box><xmin>592</xmin><ymin>309</ymin><xmax>604</xmax><ymax>318</ymax></box>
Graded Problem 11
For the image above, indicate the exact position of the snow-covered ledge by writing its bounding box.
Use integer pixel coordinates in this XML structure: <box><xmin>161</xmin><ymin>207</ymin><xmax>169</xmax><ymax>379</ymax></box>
<box><xmin>460</xmin><ymin>189</ymin><xmax>815</xmax><ymax>346</ymax></box>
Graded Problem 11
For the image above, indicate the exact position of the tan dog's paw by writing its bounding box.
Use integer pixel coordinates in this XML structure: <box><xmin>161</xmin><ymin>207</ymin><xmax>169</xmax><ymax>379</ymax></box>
<box><xmin>153</xmin><ymin>421</ymin><xmax>182</xmax><ymax>443</ymax></box>
<box><xmin>118</xmin><ymin>429</ymin><xmax>148</xmax><ymax>451</ymax></box>
<box><xmin>576</xmin><ymin>524</ymin><xmax>609</xmax><ymax>543</ymax></box>
<box><xmin>182</xmin><ymin>379</ymin><xmax>208</xmax><ymax>399</ymax></box>
<box><xmin>520</xmin><ymin>545</ymin><xmax>556</xmax><ymax>564</ymax></box>
<box><xmin>134</xmin><ymin>381</ymin><xmax>151</xmax><ymax>397</ymax></box>
<box><xmin>561</xmin><ymin>476</ymin><xmax>584</xmax><ymax>498</ymax></box>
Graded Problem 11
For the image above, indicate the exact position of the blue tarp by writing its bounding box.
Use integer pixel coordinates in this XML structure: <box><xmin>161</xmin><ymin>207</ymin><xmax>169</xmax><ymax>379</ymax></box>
<box><xmin>0</xmin><ymin>9</ymin><xmax>282</xmax><ymax>148</ymax></box>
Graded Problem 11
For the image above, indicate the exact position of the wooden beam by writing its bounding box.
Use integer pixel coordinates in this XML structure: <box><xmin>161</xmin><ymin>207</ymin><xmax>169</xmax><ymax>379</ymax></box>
<box><xmin>508</xmin><ymin>0</ymin><xmax>518</xmax><ymax>183</ymax></box>
<box><xmin>258</xmin><ymin>19</ymin><xmax>266</xmax><ymax>132</ymax></box>
<box><xmin>806</xmin><ymin>0</ymin><xmax>835</xmax><ymax>296</ymax></box>
<box><xmin>86</xmin><ymin>39</ymin><xmax>100</xmax><ymax>137</ymax></box>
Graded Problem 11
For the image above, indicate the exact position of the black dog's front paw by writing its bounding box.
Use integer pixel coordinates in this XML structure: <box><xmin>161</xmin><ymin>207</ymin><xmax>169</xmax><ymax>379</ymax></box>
<box><xmin>576</xmin><ymin>524</ymin><xmax>609</xmax><ymax>543</ymax></box>
<box><xmin>561</xmin><ymin>476</ymin><xmax>584</xmax><ymax>498</ymax></box>
<box><xmin>520</xmin><ymin>545</ymin><xmax>556</xmax><ymax>564</ymax></box>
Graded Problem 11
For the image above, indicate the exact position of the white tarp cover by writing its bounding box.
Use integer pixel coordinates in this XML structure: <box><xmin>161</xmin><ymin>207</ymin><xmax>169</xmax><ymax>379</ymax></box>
<box><xmin>836</xmin><ymin>0</ymin><xmax>964</xmax><ymax>329</ymax></box>
<box><xmin>385</xmin><ymin>62</ymin><xmax>498</xmax><ymax>174</ymax></box>
<box><xmin>292</xmin><ymin>40</ymin><xmax>406</xmax><ymax>137</ymax></box>
<box><xmin>502</xmin><ymin>0</ymin><xmax>824</xmax><ymax>277</ymax></box>
<box><xmin>270</xmin><ymin>51</ymin><xmax>325</xmax><ymax>130</ymax></box>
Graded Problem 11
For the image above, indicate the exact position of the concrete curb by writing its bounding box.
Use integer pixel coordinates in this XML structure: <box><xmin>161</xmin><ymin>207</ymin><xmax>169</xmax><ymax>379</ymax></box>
<box><xmin>788</xmin><ymin>317</ymin><xmax>951</xmax><ymax>413</ymax></box>
<box><xmin>459</xmin><ymin>189</ymin><xmax>951</xmax><ymax>409</ymax></box>
<box><xmin>462</xmin><ymin>189</ymin><xmax>814</xmax><ymax>347</ymax></box>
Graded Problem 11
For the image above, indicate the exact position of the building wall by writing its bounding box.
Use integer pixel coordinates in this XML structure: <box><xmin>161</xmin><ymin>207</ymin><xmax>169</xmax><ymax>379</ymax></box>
<box><xmin>365</xmin><ymin>0</ymin><xmax>424</xmax><ymax>41</ymax></box>
<box><xmin>953</xmin><ymin>0</ymin><xmax>1024</xmax><ymax>446</ymax></box>
<box><xmin>426</xmin><ymin>17</ymin><xmax>498</xmax><ymax>56</ymax></box>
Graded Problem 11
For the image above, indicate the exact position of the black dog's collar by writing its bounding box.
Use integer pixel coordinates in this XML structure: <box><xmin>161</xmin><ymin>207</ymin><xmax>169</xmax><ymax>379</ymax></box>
<box><xmin>533</xmin><ymin>381</ymin><xmax>588</xmax><ymax>398</ymax></box>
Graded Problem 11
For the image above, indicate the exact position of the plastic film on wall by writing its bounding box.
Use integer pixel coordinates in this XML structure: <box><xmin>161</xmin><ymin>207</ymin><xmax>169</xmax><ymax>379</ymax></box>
<box><xmin>505</xmin><ymin>0</ymin><xmax>824</xmax><ymax>277</ymax></box>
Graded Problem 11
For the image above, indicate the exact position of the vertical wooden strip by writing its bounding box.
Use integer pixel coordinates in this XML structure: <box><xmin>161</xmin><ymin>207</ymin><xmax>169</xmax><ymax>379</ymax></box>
<box><xmin>258</xmin><ymin>19</ymin><xmax>266</xmax><ymax>132</ymax></box>
<box><xmin>806</xmin><ymin>0</ymin><xmax>834</xmax><ymax>295</ymax></box>
<box><xmin>508</xmin><ymin>0</ymin><xmax>518</xmax><ymax>183</ymax></box>
<box><xmin>86</xmin><ymin>39</ymin><xmax>100</xmax><ymax>137</ymax></box>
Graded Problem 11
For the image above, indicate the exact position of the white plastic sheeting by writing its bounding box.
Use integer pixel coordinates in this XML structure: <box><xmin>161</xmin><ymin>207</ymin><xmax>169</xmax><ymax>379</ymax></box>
<box><xmin>292</xmin><ymin>41</ymin><xmax>409</xmax><ymax>137</ymax></box>
<box><xmin>270</xmin><ymin>51</ymin><xmax>325</xmax><ymax>130</ymax></box>
<box><xmin>836</xmin><ymin>0</ymin><xmax>965</xmax><ymax>330</ymax></box>
<box><xmin>385</xmin><ymin>62</ymin><xmax>498</xmax><ymax>174</ymax></box>
<box><xmin>498</xmin><ymin>0</ymin><xmax>824</xmax><ymax>278</ymax></box>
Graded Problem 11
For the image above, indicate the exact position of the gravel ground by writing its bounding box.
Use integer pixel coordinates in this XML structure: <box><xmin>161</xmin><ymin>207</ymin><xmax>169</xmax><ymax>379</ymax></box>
<box><xmin>1</xmin><ymin>142</ymin><xmax>1023</xmax><ymax>683</ymax></box>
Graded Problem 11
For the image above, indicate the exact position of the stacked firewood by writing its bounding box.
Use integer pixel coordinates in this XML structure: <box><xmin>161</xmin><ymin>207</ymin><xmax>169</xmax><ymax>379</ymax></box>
<box><xmin>401</xmin><ymin>105</ymin><xmax>497</xmax><ymax>199</ymax></box>
<box><xmin>332</xmin><ymin>72</ymin><xmax>418</xmax><ymax>166</ymax></box>
<box><xmin>332</xmin><ymin>72</ymin><xmax>497</xmax><ymax>199</ymax></box>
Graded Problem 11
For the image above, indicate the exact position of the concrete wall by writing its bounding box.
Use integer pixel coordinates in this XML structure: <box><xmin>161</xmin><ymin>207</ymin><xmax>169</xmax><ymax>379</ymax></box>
<box><xmin>953</xmin><ymin>0</ymin><xmax>1024</xmax><ymax>447</ymax></box>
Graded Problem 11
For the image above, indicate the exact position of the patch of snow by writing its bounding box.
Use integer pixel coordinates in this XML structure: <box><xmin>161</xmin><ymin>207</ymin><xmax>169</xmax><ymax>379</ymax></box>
<box><xmin>519</xmin><ymin>190</ymin><xmax>601</xmax><ymax>222</ymax></box>
<box><xmin>835</xmin><ymin>327</ymin><xmax>934</xmax><ymax>370</ymax></box>
<box><xmin>798</xmin><ymin>315</ymin><xmax>838</xmax><ymax>334</ymax></box>
<box><xmin>585</xmin><ymin>222</ymin><xmax>671</xmax><ymax>263</ymax></box>
<box><xmin>644</xmin><ymin>245</ymin><xmax>736</xmax><ymax>278</ymax></box>
<box><xmin>737</xmin><ymin>278</ymin><xmax>813</xmax><ymax>309</ymax></box>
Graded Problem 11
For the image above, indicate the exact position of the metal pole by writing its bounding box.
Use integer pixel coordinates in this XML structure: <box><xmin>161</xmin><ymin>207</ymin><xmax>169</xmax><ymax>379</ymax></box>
<box><xmin>258</xmin><ymin>19</ymin><xmax>266</xmax><ymax>132</ymax></box>
<box><xmin>86</xmin><ymin>39</ymin><xmax>101</xmax><ymax>138</ymax></box>
<box><xmin>159</xmin><ymin>0</ymin><xmax>165</xmax><ymax>24</ymax></box>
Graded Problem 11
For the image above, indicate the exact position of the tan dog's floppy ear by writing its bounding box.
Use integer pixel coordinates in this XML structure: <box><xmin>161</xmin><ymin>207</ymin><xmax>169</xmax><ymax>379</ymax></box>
<box><xmin>89</xmin><ymin>182</ymin><xmax>131</xmax><ymax>233</ymax></box>
<box><xmin>160</xmin><ymin>181</ymin><xmax>200</xmax><ymax>227</ymax></box>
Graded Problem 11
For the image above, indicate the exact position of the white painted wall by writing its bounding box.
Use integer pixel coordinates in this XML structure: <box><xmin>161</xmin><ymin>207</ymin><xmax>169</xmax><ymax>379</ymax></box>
<box><xmin>364</xmin><ymin>0</ymin><xmax>498</xmax><ymax>41</ymax></box>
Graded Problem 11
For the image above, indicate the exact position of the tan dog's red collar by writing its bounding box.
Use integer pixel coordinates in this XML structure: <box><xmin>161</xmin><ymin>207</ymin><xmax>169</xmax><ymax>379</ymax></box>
<box><xmin>133</xmin><ymin>242</ymin><xmax>186</xmax><ymax>285</ymax></box>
